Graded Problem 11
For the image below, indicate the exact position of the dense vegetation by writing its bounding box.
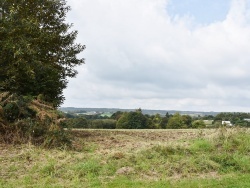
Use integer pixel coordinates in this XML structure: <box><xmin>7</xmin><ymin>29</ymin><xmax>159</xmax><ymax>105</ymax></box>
<box><xmin>0</xmin><ymin>92</ymin><xmax>71</xmax><ymax>147</ymax></box>
<box><xmin>0</xmin><ymin>0</ymin><xmax>84</xmax><ymax>147</ymax></box>
<box><xmin>0</xmin><ymin>0</ymin><xmax>84</xmax><ymax>106</ymax></box>
<box><xmin>213</xmin><ymin>112</ymin><xmax>250</xmax><ymax>126</ymax></box>
<box><xmin>64</xmin><ymin>109</ymin><xmax>250</xmax><ymax>129</ymax></box>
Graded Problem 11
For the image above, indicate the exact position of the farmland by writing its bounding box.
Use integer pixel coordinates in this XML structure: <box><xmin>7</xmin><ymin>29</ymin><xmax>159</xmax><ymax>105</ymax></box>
<box><xmin>1</xmin><ymin>128</ymin><xmax>250</xmax><ymax>187</ymax></box>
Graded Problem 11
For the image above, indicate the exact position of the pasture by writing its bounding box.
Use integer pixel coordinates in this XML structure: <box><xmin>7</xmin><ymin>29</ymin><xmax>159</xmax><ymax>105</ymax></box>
<box><xmin>1</xmin><ymin>128</ymin><xmax>250</xmax><ymax>187</ymax></box>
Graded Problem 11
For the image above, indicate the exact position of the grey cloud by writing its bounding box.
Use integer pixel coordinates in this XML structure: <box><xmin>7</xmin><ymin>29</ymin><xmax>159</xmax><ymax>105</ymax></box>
<box><xmin>62</xmin><ymin>0</ymin><xmax>250</xmax><ymax>111</ymax></box>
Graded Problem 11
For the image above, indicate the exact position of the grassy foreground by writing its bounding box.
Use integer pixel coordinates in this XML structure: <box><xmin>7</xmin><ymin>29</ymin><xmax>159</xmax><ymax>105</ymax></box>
<box><xmin>1</xmin><ymin>128</ymin><xmax>250</xmax><ymax>188</ymax></box>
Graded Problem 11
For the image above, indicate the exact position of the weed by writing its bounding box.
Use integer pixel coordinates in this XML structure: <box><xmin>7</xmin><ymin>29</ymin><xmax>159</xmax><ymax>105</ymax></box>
<box><xmin>40</xmin><ymin>160</ymin><xmax>57</xmax><ymax>177</ymax></box>
<box><xmin>190</xmin><ymin>139</ymin><xmax>214</xmax><ymax>152</ymax></box>
<box><xmin>73</xmin><ymin>159</ymin><xmax>101</xmax><ymax>177</ymax></box>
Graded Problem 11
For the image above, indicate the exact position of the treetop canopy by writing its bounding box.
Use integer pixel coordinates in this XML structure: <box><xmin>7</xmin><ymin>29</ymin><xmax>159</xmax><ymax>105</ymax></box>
<box><xmin>0</xmin><ymin>0</ymin><xmax>85</xmax><ymax>106</ymax></box>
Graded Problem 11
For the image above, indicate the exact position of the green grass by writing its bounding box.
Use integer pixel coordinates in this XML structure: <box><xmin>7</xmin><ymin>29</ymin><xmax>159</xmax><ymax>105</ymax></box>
<box><xmin>1</xmin><ymin>128</ymin><xmax>250</xmax><ymax>187</ymax></box>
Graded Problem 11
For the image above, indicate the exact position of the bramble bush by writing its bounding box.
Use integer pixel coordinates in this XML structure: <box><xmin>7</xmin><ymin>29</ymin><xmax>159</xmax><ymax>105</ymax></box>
<box><xmin>0</xmin><ymin>92</ymin><xmax>71</xmax><ymax>148</ymax></box>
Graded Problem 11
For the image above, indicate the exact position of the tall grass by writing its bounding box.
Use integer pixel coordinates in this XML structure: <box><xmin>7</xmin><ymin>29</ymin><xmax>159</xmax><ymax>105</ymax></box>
<box><xmin>1</xmin><ymin>128</ymin><xmax>250</xmax><ymax>187</ymax></box>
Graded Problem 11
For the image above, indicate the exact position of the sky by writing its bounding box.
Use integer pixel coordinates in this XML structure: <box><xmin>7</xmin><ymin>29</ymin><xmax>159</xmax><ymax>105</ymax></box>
<box><xmin>62</xmin><ymin>0</ymin><xmax>250</xmax><ymax>112</ymax></box>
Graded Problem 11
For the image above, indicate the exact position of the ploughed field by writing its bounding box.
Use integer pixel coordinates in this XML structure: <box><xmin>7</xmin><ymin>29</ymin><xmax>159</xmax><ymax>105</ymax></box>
<box><xmin>1</xmin><ymin>128</ymin><xmax>250</xmax><ymax>188</ymax></box>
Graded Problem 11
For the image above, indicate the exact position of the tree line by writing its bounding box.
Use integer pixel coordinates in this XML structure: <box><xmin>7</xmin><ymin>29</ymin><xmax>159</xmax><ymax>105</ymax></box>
<box><xmin>63</xmin><ymin>110</ymin><xmax>250</xmax><ymax>129</ymax></box>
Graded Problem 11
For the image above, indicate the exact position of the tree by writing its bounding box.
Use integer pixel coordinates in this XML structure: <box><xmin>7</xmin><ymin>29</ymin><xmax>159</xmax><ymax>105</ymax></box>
<box><xmin>191</xmin><ymin>120</ymin><xmax>206</xmax><ymax>129</ymax></box>
<box><xmin>167</xmin><ymin>113</ymin><xmax>183</xmax><ymax>129</ymax></box>
<box><xmin>111</xmin><ymin>111</ymin><xmax>124</xmax><ymax>120</ymax></box>
<box><xmin>90</xmin><ymin>119</ymin><xmax>116</xmax><ymax>129</ymax></box>
<box><xmin>152</xmin><ymin>113</ymin><xmax>162</xmax><ymax>129</ymax></box>
<box><xmin>160</xmin><ymin>112</ymin><xmax>171</xmax><ymax>129</ymax></box>
<box><xmin>0</xmin><ymin>0</ymin><xmax>85</xmax><ymax>106</ymax></box>
<box><xmin>116</xmin><ymin>110</ymin><xmax>149</xmax><ymax>129</ymax></box>
<box><xmin>65</xmin><ymin>117</ymin><xmax>88</xmax><ymax>128</ymax></box>
<box><xmin>181</xmin><ymin>115</ymin><xmax>192</xmax><ymax>128</ymax></box>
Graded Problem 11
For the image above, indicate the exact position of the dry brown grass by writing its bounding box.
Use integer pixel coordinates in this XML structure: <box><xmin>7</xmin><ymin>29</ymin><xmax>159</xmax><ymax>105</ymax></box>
<box><xmin>1</xmin><ymin>128</ymin><xmax>250</xmax><ymax>188</ymax></box>
<box><xmin>70</xmin><ymin>129</ymin><xmax>216</xmax><ymax>154</ymax></box>
<box><xmin>0</xmin><ymin>92</ymin><xmax>69</xmax><ymax>147</ymax></box>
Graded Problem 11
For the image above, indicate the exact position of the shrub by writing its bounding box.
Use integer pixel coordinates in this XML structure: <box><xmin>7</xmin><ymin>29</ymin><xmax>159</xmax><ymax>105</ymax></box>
<box><xmin>191</xmin><ymin>120</ymin><xmax>206</xmax><ymax>128</ymax></box>
<box><xmin>64</xmin><ymin>117</ymin><xmax>89</xmax><ymax>128</ymax></box>
<box><xmin>0</xmin><ymin>92</ymin><xmax>71</xmax><ymax>148</ymax></box>
<box><xmin>90</xmin><ymin>119</ymin><xmax>116</xmax><ymax>129</ymax></box>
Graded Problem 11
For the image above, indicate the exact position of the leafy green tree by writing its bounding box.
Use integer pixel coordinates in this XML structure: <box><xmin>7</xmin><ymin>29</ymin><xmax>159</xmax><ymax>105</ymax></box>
<box><xmin>152</xmin><ymin>113</ymin><xmax>162</xmax><ymax>129</ymax></box>
<box><xmin>214</xmin><ymin>112</ymin><xmax>250</xmax><ymax>127</ymax></box>
<box><xmin>167</xmin><ymin>113</ymin><xmax>183</xmax><ymax>129</ymax></box>
<box><xmin>191</xmin><ymin>120</ymin><xmax>206</xmax><ymax>129</ymax></box>
<box><xmin>202</xmin><ymin>115</ymin><xmax>215</xmax><ymax>120</ymax></box>
<box><xmin>90</xmin><ymin>119</ymin><xmax>116</xmax><ymax>129</ymax></box>
<box><xmin>0</xmin><ymin>0</ymin><xmax>85</xmax><ymax>106</ymax></box>
<box><xmin>116</xmin><ymin>111</ymin><xmax>149</xmax><ymax>129</ymax></box>
<box><xmin>182</xmin><ymin>115</ymin><xmax>192</xmax><ymax>128</ymax></box>
<box><xmin>101</xmin><ymin>119</ymin><xmax>117</xmax><ymax>129</ymax></box>
<box><xmin>116</xmin><ymin>112</ymin><xmax>129</xmax><ymax>129</ymax></box>
<box><xmin>160</xmin><ymin>112</ymin><xmax>171</xmax><ymax>129</ymax></box>
<box><xmin>111</xmin><ymin>111</ymin><xmax>124</xmax><ymax>120</ymax></box>
<box><xmin>65</xmin><ymin>117</ymin><xmax>88</xmax><ymax>128</ymax></box>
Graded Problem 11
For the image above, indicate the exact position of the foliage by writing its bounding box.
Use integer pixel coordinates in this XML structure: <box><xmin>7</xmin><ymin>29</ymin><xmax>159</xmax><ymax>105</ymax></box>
<box><xmin>181</xmin><ymin>115</ymin><xmax>192</xmax><ymax>128</ymax></box>
<box><xmin>90</xmin><ymin>119</ymin><xmax>116</xmax><ymax>129</ymax></box>
<box><xmin>64</xmin><ymin>117</ymin><xmax>88</xmax><ymax>128</ymax></box>
<box><xmin>63</xmin><ymin>117</ymin><xmax>117</xmax><ymax>129</ymax></box>
<box><xmin>116</xmin><ymin>111</ymin><xmax>149</xmax><ymax>129</ymax></box>
<box><xmin>111</xmin><ymin>111</ymin><xmax>124</xmax><ymax>120</ymax></box>
<box><xmin>214</xmin><ymin>112</ymin><xmax>250</xmax><ymax>126</ymax></box>
<box><xmin>166</xmin><ymin>113</ymin><xmax>184</xmax><ymax>129</ymax></box>
<box><xmin>0</xmin><ymin>92</ymin><xmax>70</xmax><ymax>148</ymax></box>
<box><xmin>159</xmin><ymin>113</ymin><xmax>171</xmax><ymax>129</ymax></box>
<box><xmin>61</xmin><ymin>110</ymin><xmax>250</xmax><ymax>130</ymax></box>
<box><xmin>151</xmin><ymin>113</ymin><xmax>162</xmax><ymax>129</ymax></box>
<box><xmin>191</xmin><ymin>120</ymin><xmax>206</xmax><ymax>128</ymax></box>
<box><xmin>0</xmin><ymin>0</ymin><xmax>85</xmax><ymax>106</ymax></box>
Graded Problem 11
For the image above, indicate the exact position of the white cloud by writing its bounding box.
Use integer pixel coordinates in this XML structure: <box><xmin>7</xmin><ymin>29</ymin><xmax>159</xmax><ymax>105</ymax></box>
<box><xmin>62</xmin><ymin>0</ymin><xmax>250</xmax><ymax>112</ymax></box>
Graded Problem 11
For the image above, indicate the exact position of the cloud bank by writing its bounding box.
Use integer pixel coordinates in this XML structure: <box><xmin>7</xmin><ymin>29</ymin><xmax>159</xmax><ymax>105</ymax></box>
<box><xmin>62</xmin><ymin>0</ymin><xmax>250</xmax><ymax>112</ymax></box>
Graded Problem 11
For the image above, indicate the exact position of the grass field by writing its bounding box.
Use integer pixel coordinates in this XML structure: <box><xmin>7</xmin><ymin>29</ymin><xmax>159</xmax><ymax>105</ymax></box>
<box><xmin>1</xmin><ymin>128</ymin><xmax>250</xmax><ymax>187</ymax></box>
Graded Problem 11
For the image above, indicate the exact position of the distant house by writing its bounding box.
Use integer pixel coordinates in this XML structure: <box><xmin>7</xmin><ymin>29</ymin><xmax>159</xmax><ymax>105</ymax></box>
<box><xmin>243</xmin><ymin>118</ymin><xmax>250</xmax><ymax>122</ymax></box>
<box><xmin>222</xmin><ymin>121</ymin><xmax>233</xmax><ymax>126</ymax></box>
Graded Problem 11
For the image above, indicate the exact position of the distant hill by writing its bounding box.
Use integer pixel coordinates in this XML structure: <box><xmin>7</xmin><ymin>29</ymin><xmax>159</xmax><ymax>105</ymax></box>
<box><xmin>59</xmin><ymin>107</ymin><xmax>219</xmax><ymax>117</ymax></box>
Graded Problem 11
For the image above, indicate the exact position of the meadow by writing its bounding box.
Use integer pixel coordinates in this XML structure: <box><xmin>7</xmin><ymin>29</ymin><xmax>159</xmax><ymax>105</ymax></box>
<box><xmin>1</xmin><ymin>128</ymin><xmax>250</xmax><ymax>188</ymax></box>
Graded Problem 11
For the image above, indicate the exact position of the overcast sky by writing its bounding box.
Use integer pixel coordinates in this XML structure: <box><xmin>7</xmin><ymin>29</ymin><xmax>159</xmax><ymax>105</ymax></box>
<box><xmin>62</xmin><ymin>0</ymin><xmax>250</xmax><ymax>112</ymax></box>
